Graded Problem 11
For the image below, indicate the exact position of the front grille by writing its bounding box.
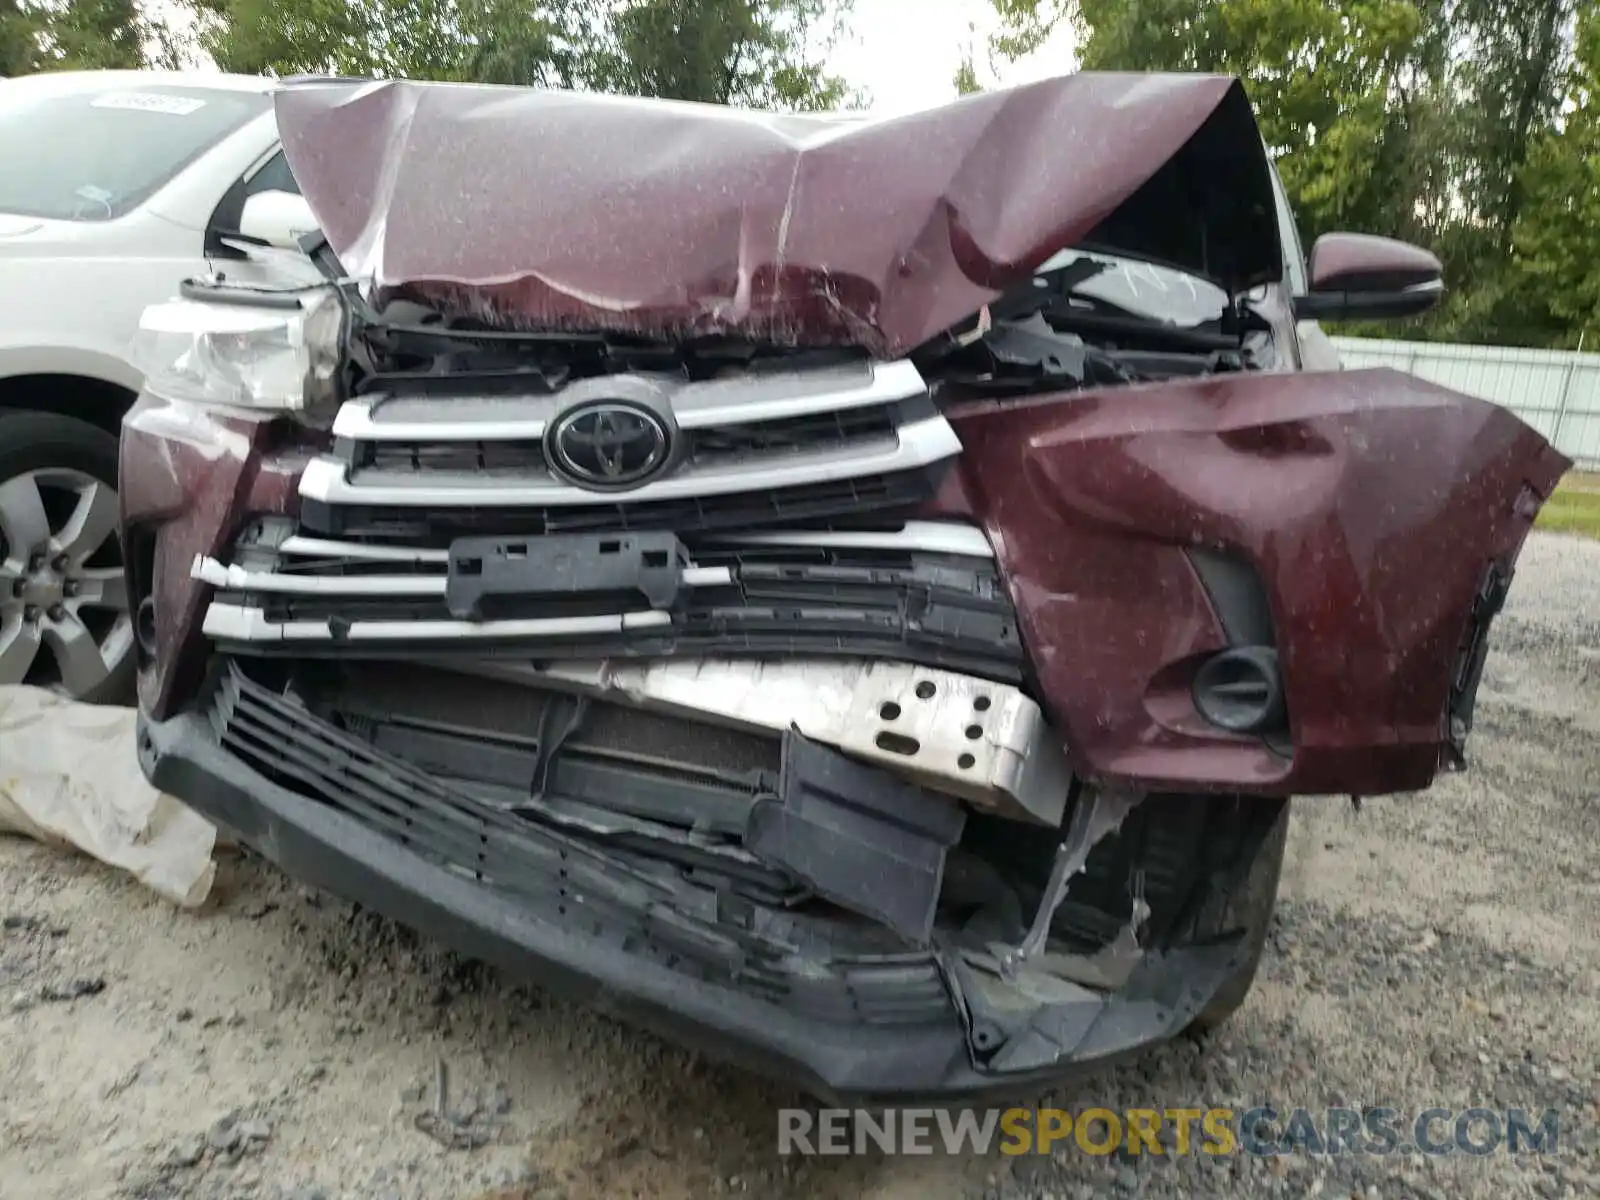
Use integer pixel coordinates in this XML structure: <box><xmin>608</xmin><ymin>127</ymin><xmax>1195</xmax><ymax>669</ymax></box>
<box><xmin>301</xmin><ymin>359</ymin><xmax>961</xmax><ymax>540</ymax></box>
<box><xmin>364</xmin><ymin>438</ymin><xmax>549</xmax><ymax>474</ymax></box>
<box><xmin>687</xmin><ymin>403</ymin><xmax>899</xmax><ymax>463</ymax></box>
<box><xmin>207</xmin><ymin>661</ymin><xmax>954</xmax><ymax>1025</ymax></box>
<box><xmin>300</xmin><ymin>464</ymin><xmax>947</xmax><ymax>542</ymax></box>
<box><xmin>202</xmin><ymin>522</ymin><xmax>1024</xmax><ymax>681</ymax></box>
<box><xmin>355</xmin><ymin>403</ymin><xmax>900</xmax><ymax>477</ymax></box>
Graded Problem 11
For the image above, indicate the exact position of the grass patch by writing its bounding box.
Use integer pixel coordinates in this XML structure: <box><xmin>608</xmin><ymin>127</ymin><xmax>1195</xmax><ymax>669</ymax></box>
<box><xmin>1537</xmin><ymin>472</ymin><xmax>1600</xmax><ymax>538</ymax></box>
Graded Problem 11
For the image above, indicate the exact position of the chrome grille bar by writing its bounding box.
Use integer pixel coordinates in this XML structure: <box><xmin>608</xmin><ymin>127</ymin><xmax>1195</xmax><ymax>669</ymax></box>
<box><xmin>192</xmin><ymin>554</ymin><xmax>733</xmax><ymax>595</ymax></box>
<box><xmin>332</xmin><ymin>359</ymin><xmax>928</xmax><ymax>442</ymax></box>
<box><xmin>271</xmin><ymin>522</ymin><xmax>995</xmax><ymax>562</ymax></box>
<box><xmin>202</xmin><ymin>605</ymin><xmax>672</xmax><ymax>642</ymax></box>
<box><xmin>300</xmin><ymin>413</ymin><xmax>958</xmax><ymax>508</ymax></box>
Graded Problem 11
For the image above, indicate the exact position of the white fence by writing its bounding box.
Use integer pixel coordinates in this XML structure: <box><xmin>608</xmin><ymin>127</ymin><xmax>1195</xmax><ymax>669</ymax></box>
<box><xmin>1331</xmin><ymin>336</ymin><xmax>1600</xmax><ymax>471</ymax></box>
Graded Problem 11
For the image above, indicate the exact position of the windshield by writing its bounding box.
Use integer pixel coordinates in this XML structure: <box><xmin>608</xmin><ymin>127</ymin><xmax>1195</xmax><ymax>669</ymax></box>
<box><xmin>0</xmin><ymin>82</ymin><xmax>271</xmax><ymax>221</ymax></box>
<box><xmin>1034</xmin><ymin>248</ymin><xmax>1234</xmax><ymax>328</ymax></box>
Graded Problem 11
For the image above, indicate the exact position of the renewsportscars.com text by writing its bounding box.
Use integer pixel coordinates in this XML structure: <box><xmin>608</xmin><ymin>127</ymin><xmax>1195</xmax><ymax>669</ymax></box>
<box><xmin>777</xmin><ymin>1106</ymin><xmax>1561</xmax><ymax>1158</ymax></box>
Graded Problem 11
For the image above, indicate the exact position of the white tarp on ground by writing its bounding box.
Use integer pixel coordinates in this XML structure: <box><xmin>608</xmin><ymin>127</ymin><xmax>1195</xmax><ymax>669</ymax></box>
<box><xmin>0</xmin><ymin>686</ymin><xmax>220</xmax><ymax>907</ymax></box>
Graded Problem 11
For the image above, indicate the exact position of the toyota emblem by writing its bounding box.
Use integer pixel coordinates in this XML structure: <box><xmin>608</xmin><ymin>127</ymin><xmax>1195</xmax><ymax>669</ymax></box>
<box><xmin>546</xmin><ymin>402</ymin><xmax>671</xmax><ymax>489</ymax></box>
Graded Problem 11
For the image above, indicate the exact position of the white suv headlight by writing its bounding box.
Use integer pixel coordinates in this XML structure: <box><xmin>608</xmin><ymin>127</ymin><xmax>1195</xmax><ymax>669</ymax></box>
<box><xmin>131</xmin><ymin>289</ymin><xmax>342</xmax><ymax>416</ymax></box>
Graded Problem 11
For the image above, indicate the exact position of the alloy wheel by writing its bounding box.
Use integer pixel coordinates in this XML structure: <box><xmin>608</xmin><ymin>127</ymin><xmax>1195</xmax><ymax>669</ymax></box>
<box><xmin>0</xmin><ymin>468</ymin><xmax>133</xmax><ymax>697</ymax></box>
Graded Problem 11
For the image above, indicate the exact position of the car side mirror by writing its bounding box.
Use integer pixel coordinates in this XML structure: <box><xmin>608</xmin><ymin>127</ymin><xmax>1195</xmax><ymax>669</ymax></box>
<box><xmin>1292</xmin><ymin>233</ymin><xmax>1444</xmax><ymax>321</ymax></box>
<box><xmin>236</xmin><ymin>189</ymin><xmax>319</xmax><ymax>252</ymax></box>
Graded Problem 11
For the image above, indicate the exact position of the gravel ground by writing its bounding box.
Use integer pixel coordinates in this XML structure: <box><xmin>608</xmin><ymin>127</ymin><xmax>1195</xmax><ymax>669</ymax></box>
<box><xmin>0</xmin><ymin>531</ymin><xmax>1595</xmax><ymax>1200</ymax></box>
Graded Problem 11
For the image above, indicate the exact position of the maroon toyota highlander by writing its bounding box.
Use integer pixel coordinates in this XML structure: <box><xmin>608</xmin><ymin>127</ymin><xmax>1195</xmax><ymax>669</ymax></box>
<box><xmin>120</xmin><ymin>73</ymin><xmax>1570</xmax><ymax>1101</ymax></box>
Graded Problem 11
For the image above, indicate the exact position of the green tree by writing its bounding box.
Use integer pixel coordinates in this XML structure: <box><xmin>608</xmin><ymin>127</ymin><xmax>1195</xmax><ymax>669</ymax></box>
<box><xmin>1506</xmin><ymin>2</ymin><xmax>1600</xmax><ymax>347</ymax></box>
<box><xmin>5</xmin><ymin>0</ymin><xmax>147</xmax><ymax>74</ymax></box>
<box><xmin>1409</xmin><ymin>0</ymin><xmax>1577</xmax><ymax>346</ymax></box>
<box><xmin>46</xmin><ymin>0</ymin><xmax>144</xmax><ymax>68</ymax></box>
<box><xmin>984</xmin><ymin>0</ymin><xmax>1586</xmax><ymax>348</ymax></box>
<box><xmin>194</xmin><ymin>0</ymin><xmax>856</xmax><ymax>110</ymax></box>
<box><xmin>953</xmin><ymin>20</ymin><xmax>982</xmax><ymax>94</ymax></box>
<box><xmin>1453</xmin><ymin>0</ymin><xmax>1577</xmax><ymax>249</ymax></box>
<box><xmin>461</xmin><ymin>0</ymin><xmax>600</xmax><ymax>88</ymax></box>
<box><xmin>591</xmin><ymin>0</ymin><xmax>853</xmax><ymax>108</ymax></box>
<box><xmin>1063</xmin><ymin>0</ymin><xmax>1452</xmax><ymax>249</ymax></box>
<box><xmin>192</xmin><ymin>0</ymin><xmax>463</xmax><ymax>77</ymax></box>
<box><xmin>987</xmin><ymin>0</ymin><xmax>1068</xmax><ymax>59</ymax></box>
<box><xmin>1</xmin><ymin>0</ymin><xmax>42</xmax><ymax>74</ymax></box>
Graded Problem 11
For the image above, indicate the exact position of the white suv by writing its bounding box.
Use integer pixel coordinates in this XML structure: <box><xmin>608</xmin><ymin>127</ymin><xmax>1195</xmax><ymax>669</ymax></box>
<box><xmin>0</xmin><ymin>69</ymin><xmax>315</xmax><ymax>701</ymax></box>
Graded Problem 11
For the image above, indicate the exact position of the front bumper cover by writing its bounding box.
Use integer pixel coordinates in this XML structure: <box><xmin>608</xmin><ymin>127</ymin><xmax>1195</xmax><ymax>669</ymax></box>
<box><xmin>138</xmin><ymin>687</ymin><xmax>1246</xmax><ymax>1103</ymax></box>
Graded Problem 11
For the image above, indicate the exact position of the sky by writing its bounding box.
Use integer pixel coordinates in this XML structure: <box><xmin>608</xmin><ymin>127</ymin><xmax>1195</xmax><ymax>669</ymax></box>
<box><xmin>828</xmin><ymin>0</ymin><xmax>1080</xmax><ymax>114</ymax></box>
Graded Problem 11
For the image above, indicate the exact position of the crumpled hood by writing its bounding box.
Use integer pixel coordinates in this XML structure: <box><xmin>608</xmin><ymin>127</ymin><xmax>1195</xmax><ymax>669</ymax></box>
<box><xmin>274</xmin><ymin>72</ymin><xmax>1283</xmax><ymax>357</ymax></box>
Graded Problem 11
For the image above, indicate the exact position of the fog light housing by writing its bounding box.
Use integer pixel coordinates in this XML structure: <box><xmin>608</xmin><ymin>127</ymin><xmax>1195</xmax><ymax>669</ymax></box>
<box><xmin>1192</xmin><ymin>645</ymin><xmax>1286</xmax><ymax>735</ymax></box>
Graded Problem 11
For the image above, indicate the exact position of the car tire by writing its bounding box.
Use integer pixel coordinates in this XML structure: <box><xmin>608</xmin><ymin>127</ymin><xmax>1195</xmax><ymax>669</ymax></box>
<box><xmin>0</xmin><ymin>409</ymin><xmax>135</xmax><ymax>706</ymax></box>
<box><xmin>1185</xmin><ymin>799</ymin><xmax>1290</xmax><ymax>1034</ymax></box>
<box><xmin>1037</xmin><ymin>791</ymin><xmax>1290</xmax><ymax>1032</ymax></box>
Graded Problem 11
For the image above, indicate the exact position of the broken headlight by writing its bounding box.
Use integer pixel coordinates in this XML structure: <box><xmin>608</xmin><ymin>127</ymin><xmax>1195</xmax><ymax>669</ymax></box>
<box><xmin>131</xmin><ymin>288</ymin><xmax>343</xmax><ymax>421</ymax></box>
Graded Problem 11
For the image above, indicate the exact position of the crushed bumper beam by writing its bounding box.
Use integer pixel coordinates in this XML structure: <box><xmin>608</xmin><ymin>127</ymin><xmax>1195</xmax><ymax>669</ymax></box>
<box><xmin>452</xmin><ymin>657</ymin><xmax>1072</xmax><ymax>827</ymax></box>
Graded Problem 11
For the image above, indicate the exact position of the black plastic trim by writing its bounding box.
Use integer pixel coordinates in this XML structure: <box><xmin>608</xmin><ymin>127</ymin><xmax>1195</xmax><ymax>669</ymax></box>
<box><xmin>1186</xmin><ymin>547</ymin><xmax>1276</xmax><ymax>647</ymax></box>
<box><xmin>749</xmin><ymin>732</ymin><xmax>966</xmax><ymax>945</ymax></box>
<box><xmin>1443</xmin><ymin>560</ymin><xmax>1511</xmax><ymax>768</ymax></box>
<box><xmin>445</xmin><ymin>531</ymin><xmax>688</xmax><ymax>618</ymax></box>
<box><xmin>137</xmin><ymin>671</ymin><xmax>1246</xmax><ymax>1103</ymax></box>
<box><xmin>213</xmin><ymin>540</ymin><xmax>1025</xmax><ymax>682</ymax></box>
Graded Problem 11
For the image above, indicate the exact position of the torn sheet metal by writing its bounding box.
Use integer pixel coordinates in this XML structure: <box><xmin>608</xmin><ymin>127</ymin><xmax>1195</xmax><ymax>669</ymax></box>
<box><xmin>272</xmin><ymin>73</ymin><xmax>1281</xmax><ymax>356</ymax></box>
<box><xmin>0</xmin><ymin>687</ymin><xmax>219</xmax><ymax>907</ymax></box>
<box><xmin>1002</xmin><ymin>787</ymin><xmax>1143</xmax><ymax>973</ymax></box>
<box><xmin>439</xmin><ymin>657</ymin><xmax>1071</xmax><ymax>827</ymax></box>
